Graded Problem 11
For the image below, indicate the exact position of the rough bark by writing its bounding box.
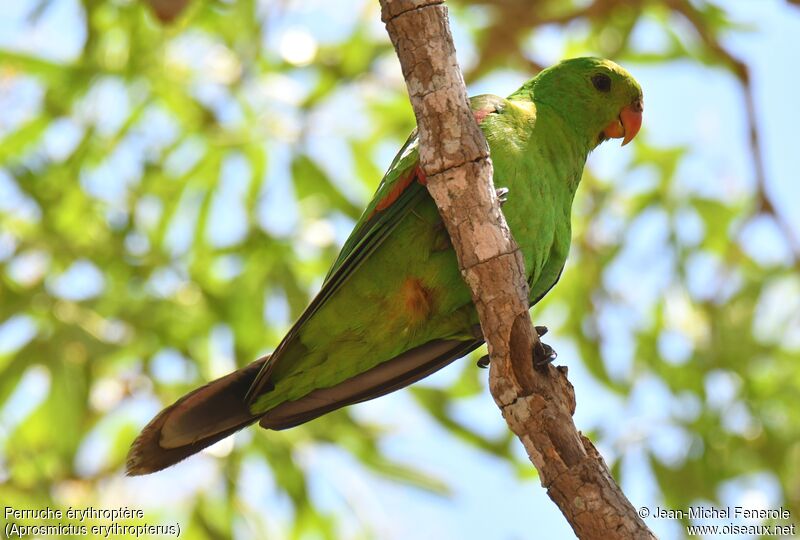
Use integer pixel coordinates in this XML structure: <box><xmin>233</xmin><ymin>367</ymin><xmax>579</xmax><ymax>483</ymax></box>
<box><xmin>378</xmin><ymin>1</ymin><xmax>656</xmax><ymax>538</ymax></box>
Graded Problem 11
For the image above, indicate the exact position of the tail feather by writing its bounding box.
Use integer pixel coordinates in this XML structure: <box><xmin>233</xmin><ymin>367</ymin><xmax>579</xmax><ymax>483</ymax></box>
<box><xmin>125</xmin><ymin>357</ymin><xmax>267</xmax><ymax>476</ymax></box>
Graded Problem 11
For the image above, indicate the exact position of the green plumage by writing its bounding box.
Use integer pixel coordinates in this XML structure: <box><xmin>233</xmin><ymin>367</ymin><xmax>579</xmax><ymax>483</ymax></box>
<box><xmin>127</xmin><ymin>57</ymin><xmax>643</xmax><ymax>475</ymax></box>
<box><xmin>247</xmin><ymin>57</ymin><xmax>642</xmax><ymax>411</ymax></box>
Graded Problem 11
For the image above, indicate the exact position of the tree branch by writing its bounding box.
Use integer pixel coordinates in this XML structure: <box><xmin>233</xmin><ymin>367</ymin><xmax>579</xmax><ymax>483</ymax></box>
<box><xmin>379</xmin><ymin>1</ymin><xmax>655</xmax><ymax>537</ymax></box>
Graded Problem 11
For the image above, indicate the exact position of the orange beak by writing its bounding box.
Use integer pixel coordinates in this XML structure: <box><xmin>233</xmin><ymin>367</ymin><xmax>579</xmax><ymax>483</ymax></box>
<box><xmin>603</xmin><ymin>99</ymin><xmax>643</xmax><ymax>146</ymax></box>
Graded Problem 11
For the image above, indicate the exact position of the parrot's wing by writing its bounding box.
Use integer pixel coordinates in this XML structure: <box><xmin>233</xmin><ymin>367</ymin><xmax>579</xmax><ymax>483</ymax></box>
<box><xmin>245</xmin><ymin>130</ymin><xmax>429</xmax><ymax>401</ymax></box>
<box><xmin>327</xmin><ymin>91</ymin><xmax>507</xmax><ymax>283</ymax></box>
<box><xmin>324</xmin><ymin>129</ymin><xmax>425</xmax><ymax>282</ymax></box>
<box><xmin>245</xmin><ymin>95</ymin><xmax>507</xmax><ymax>405</ymax></box>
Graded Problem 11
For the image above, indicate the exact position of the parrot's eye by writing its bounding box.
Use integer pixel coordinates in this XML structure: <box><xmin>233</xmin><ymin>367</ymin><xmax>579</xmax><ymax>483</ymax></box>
<box><xmin>591</xmin><ymin>73</ymin><xmax>612</xmax><ymax>92</ymax></box>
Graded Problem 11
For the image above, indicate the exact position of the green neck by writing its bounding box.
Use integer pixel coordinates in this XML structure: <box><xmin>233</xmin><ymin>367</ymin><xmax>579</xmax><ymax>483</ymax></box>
<box><xmin>509</xmin><ymin>85</ymin><xmax>597</xmax><ymax>157</ymax></box>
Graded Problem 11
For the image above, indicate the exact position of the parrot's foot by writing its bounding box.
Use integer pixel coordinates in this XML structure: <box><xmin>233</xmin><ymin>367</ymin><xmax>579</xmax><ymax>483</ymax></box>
<box><xmin>496</xmin><ymin>187</ymin><xmax>509</xmax><ymax>206</ymax></box>
<box><xmin>476</xmin><ymin>325</ymin><xmax>554</xmax><ymax>369</ymax></box>
<box><xmin>532</xmin><ymin>325</ymin><xmax>557</xmax><ymax>368</ymax></box>
<box><xmin>533</xmin><ymin>341</ymin><xmax>558</xmax><ymax>368</ymax></box>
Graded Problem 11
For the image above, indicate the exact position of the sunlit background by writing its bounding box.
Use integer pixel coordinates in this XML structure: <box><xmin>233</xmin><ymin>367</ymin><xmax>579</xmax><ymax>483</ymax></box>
<box><xmin>1</xmin><ymin>0</ymin><xmax>799</xmax><ymax>538</ymax></box>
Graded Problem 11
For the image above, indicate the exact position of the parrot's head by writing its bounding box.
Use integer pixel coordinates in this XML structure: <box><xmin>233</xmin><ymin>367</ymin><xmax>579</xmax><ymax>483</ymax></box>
<box><xmin>515</xmin><ymin>57</ymin><xmax>644</xmax><ymax>150</ymax></box>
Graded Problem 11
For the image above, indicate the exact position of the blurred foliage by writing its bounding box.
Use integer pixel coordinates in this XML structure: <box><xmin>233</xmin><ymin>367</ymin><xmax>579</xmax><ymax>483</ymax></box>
<box><xmin>0</xmin><ymin>0</ymin><xmax>798</xmax><ymax>538</ymax></box>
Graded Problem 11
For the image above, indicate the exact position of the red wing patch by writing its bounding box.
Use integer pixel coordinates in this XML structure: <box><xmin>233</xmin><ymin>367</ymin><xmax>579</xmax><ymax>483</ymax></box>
<box><xmin>473</xmin><ymin>108</ymin><xmax>492</xmax><ymax>124</ymax></box>
<box><xmin>369</xmin><ymin>165</ymin><xmax>426</xmax><ymax>219</ymax></box>
<box><xmin>416</xmin><ymin>166</ymin><xmax>427</xmax><ymax>186</ymax></box>
<box><xmin>370</xmin><ymin>108</ymin><xmax>489</xmax><ymax>220</ymax></box>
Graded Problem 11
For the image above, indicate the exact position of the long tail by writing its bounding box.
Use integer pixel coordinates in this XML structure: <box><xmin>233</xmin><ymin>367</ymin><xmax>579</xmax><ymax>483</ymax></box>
<box><xmin>125</xmin><ymin>356</ymin><xmax>267</xmax><ymax>476</ymax></box>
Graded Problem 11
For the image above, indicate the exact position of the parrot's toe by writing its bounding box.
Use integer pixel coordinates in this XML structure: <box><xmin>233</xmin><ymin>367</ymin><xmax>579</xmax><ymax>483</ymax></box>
<box><xmin>476</xmin><ymin>354</ymin><xmax>490</xmax><ymax>369</ymax></box>
<box><xmin>533</xmin><ymin>341</ymin><xmax>557</xmax><ymax>369</ymax></box>
<box><xmin>496</xmin><ymin>187</ymin><xmax>509</xmax><ymax>205</ymax></box>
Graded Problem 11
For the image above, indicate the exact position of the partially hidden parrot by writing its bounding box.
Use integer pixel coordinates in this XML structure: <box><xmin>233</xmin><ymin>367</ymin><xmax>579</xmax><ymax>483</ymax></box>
<box><xmin>127</xmin><ymin>57</ymin><xmax>643</xmax><ymax>475</ymax></box>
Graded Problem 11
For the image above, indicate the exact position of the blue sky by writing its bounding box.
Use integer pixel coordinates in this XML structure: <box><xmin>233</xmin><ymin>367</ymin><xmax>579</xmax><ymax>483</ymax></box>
<box><xmin>1</xmin><ymin>0</ymin><xmax>799</xmax><ymax>538</ymax></box>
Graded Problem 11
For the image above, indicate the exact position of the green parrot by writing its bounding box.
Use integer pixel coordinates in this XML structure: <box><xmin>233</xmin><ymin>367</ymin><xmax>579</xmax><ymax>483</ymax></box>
<box><xmin>127</xmin><ymin>57</ymin><xmax>643</xmax><ymax>475</ymax></box>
